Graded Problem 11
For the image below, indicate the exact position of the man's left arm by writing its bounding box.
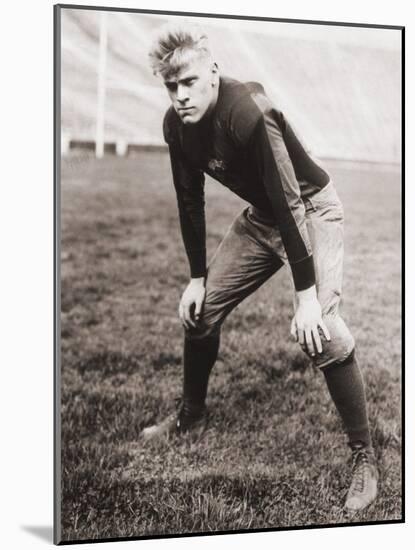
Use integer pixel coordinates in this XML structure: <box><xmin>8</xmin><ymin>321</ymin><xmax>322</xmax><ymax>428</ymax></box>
<box><xmin>247</xmin><ymin>106</ymin><xmax>331</xmax><ymax>355</ymax></box>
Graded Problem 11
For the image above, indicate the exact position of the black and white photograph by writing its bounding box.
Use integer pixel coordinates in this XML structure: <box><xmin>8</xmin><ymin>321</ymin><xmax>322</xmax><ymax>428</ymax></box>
<box><xmin>54</xmin><ymin>4</ymin><xmax>403</xmax><ymax>544</ymax></box>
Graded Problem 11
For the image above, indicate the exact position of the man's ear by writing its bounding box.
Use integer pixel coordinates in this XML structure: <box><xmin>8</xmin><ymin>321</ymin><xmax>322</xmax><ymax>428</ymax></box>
<box><xmin>211</xmin><ymin>62</ymin><xmax>219</xmax><ymax>85</ymax></box>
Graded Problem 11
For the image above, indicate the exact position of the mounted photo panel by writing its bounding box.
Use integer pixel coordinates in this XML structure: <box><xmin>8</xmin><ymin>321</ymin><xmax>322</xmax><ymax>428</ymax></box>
<box><xmin>54</xmin><ymin>4</ymin><xmax>403</xmax><ymax>545</ymax></box>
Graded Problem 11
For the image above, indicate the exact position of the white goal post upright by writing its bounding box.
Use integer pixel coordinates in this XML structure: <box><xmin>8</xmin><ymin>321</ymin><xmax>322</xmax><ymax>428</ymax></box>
<box><xmin>95</xmin><ymin>11</ymin><xmax>108</xmax><ymax>159</ymax></box>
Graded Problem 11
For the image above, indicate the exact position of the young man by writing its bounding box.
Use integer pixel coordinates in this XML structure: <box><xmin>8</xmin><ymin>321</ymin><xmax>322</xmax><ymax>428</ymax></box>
<box><xmin>143</xmin><ymin>22</ymin><xmax>378</xmax><ymax>512</ymax></box>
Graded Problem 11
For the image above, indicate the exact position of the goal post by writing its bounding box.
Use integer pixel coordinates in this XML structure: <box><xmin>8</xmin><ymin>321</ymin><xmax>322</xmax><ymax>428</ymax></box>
<box><xmin>95</xmin><ymin>11</ymin><xmax>108</xmax><ymax>159</ymax></box>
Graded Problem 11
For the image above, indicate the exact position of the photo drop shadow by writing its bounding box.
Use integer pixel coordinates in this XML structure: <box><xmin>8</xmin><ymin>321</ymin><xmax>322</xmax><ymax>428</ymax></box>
<box><xmin>21</xmin><ymin>525</ymin><xmax>53</xmax><ymax>543</ymax></box>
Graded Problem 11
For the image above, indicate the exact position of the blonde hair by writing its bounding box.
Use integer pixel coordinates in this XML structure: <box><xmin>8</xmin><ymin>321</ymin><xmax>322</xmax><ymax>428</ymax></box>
<box><xmin>148</xmin><ymin>21</ymin><xmax>212</xmax><ymax>78</ymax></box>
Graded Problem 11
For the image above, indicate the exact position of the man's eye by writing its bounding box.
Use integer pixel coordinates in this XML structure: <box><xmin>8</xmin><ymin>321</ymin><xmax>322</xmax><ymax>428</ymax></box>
<box><xmin>165</xmin><ymin>83</ymin><xmax>177</xmax><ymax>92</ymax></box>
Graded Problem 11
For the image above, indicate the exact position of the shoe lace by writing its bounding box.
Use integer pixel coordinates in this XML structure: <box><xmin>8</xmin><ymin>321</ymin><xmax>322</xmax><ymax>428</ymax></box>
<box><xmin>350</xmin><ymin>447</ymin><xmax>372</xmax><ymax>494</ymax></box>
<box><xmin>173</xmin><ymin>397</ymin><xmax>184</xmax><ymax>428</ymax></box>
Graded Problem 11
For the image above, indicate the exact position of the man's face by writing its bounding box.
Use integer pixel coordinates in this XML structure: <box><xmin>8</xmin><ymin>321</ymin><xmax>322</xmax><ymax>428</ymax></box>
<box><xmin>162</xmin><ymin>56</ymin><xmax>219</xmax><ymax>124</ymax></box>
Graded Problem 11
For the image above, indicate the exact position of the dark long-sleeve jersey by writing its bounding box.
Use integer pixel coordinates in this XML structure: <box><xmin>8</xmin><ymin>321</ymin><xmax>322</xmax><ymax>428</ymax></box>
<box><xmin>163</xmin><ymin>76</ymin><xmax>331</xmax><ymax>291</ymax></box>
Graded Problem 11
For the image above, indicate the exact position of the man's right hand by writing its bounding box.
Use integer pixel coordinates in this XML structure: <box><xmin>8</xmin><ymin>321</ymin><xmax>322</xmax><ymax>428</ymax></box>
<box><xmin>179</xmin><ymin>277</ymin><xmax>206</xmax><ymax>329</ymax></box>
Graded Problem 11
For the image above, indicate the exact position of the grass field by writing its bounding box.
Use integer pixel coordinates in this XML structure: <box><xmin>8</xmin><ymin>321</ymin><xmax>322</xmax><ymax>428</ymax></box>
<box><xmin>59</xmin><ymin>152</ymin><xmax>402</xmax><ymax>542</ymax></box>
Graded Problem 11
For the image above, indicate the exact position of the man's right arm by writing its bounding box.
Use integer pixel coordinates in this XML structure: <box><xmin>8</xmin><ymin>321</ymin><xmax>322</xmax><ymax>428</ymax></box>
<box><xmin>167</xmin><ymin>141</ymin><xmax>207</xmax><ymax>280</ymax></box>
<box><xmin>163</xmin><ymin>107</ymin><xmax>207</xmax><ymax>279</ymax></box>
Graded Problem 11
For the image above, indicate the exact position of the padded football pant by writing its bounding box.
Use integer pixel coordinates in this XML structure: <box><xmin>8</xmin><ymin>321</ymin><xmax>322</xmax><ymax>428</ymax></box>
<box><xmin>184</xmin><ymin>181</ymin><xmax>355</xmax><ymax>369</ymax></box>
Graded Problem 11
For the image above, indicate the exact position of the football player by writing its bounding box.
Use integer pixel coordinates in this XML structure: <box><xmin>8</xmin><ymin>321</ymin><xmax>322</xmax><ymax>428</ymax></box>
<box><xmin>143</xmin><ymin>21</ymin><xmax>378</xmax><ymax>513</ymax></box>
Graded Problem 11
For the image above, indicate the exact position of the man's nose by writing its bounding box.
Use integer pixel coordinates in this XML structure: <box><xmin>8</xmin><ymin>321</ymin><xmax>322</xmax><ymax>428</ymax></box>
<box><xmin>176</xmin><ymin>84</ymin><xmax>189</xmax><ymax>102</ymax></box>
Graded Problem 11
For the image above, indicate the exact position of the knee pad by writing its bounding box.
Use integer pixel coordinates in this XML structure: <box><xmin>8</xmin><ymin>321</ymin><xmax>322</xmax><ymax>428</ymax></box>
<box><xmin>184</xmin><ymin>299</ymin><xmax>225</xmax><ymax>340</ymax></box>
<box><xmin>300</xmin><ymin>313</ymin><xmax>355</xmax><ymax>370</ymax></box>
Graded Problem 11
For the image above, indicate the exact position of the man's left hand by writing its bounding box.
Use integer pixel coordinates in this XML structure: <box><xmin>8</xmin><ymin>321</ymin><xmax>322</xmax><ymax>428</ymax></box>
<box><xmin>290</xmin><ymin>286</ymin><xmax>331</xmax><ymax>357</ymax></box>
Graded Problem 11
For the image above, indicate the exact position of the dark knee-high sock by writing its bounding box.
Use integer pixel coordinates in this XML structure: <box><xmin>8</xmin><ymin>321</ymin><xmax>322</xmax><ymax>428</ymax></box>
<box><xmin>322</xmin><ymin>351</ymin><xmax>372</xmax><ymax>449</ymax></box>
<box><xmin>182</xmin><ymin>334</ymin><xmax>220</xmax><ymax>416</ymax></box>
